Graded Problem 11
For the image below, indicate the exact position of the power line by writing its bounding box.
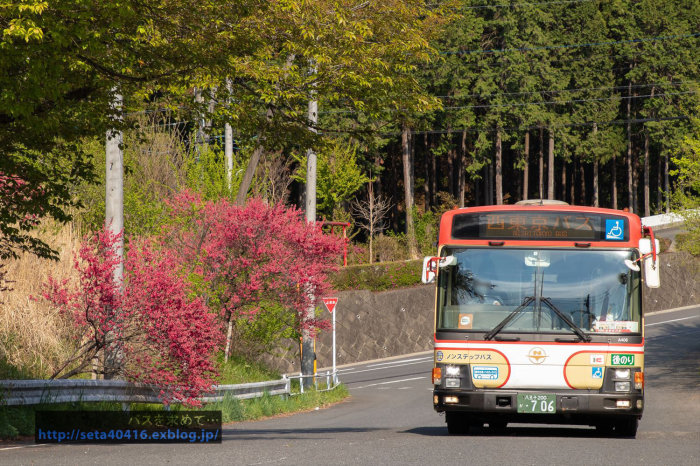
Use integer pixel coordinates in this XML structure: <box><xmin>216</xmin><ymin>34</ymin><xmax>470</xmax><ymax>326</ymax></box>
<box><xmin>431</xmin><ymin>81</ymin><xmax>699</xmax><ymax>100</ymax></box>
<box><xmin>379</xmin><ymin>115</ymin><xmax>689</xmax><ymax>136</ymax></box>
<box><xmin>464</xmin><ymin>0</ymin><xmax>596</xmax><ymax>9</ymax></box>
<box><xmin>441</xmin><ymin>32</ymin><xmax>700</xmax><ymax>55</ymax></box>
<box><xmin>429</xmin><ymin>0</ymin><xmax>596</xmax><ymax>10</ymax></box>
<box><xmin>319</xmin><ymin>90</ymin><xmax>697</xmax><ymax>115</ymax></box>
<box><xmin>440</xmin><ymin>91</ymin><xmax>697</xmax><ymax>110</ymax></box>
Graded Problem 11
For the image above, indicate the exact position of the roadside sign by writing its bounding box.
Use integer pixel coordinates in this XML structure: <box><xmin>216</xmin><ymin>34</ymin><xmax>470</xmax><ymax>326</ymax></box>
<box><xmin>322</xmin><ymin>297</ymin><xmax>338</xmax><ymax>313</ymax></box>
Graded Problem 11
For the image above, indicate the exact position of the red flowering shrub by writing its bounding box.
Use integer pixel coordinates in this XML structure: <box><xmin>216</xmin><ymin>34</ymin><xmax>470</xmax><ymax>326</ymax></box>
<box><xmin>162</xmin><ymin>191</ymin><xmax>343</xmax><ymax>359</ymax></box>
<box><xmin>42</xmin><ymin>227</ymin><xmax>219</xmax><ymax>406</ymax></box>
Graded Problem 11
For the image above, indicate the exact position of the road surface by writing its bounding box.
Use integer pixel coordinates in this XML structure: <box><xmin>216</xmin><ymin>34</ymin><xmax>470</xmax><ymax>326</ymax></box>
<box><xmin>2</xmin><ymin>306</ymin><xmax>699</xmax><ymax>465</ymax></box>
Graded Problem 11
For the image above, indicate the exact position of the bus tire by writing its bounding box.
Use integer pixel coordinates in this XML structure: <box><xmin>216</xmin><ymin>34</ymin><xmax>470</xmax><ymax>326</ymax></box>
<box><xmin>446</xmin><ymin>412</ymin><xmax>472</xmax><ymax>435</ymax></box>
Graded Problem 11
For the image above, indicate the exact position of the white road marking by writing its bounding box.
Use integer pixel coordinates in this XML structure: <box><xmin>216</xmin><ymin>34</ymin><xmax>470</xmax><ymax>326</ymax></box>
<box><xmin>366</xmin><ymin>357</ymin><xmax>432</xmax><ymax>368</ymax></box>
<box><xmin>354</xmin><ymin>376</ymin><xmax>427</xmax><ymax>390</ymax></box>
<box><xmin>339</xmin><ymin>360</ymin><xmax>431</xmax><ymax>376</ymax></box>
<box><xmin>0</xmin><ymin>444</ymin><xmax>47</xmax><ymax>452</ymax></box>
<box><xmin>646</xmin><ymin>315</ymin><xmax>699</xmax><ymax>327</ymax></box>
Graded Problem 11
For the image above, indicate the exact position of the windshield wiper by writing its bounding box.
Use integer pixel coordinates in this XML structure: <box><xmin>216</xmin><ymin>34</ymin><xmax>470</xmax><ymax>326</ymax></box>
<box><xmin>484</xmin><ymin>296</ymin><xmax>535</xmax><ymax>341</ymax></box>
<box><xmin>540</xmin><ymin>297</ymin><xmax>591</xmax><ymax>342</ymax></box>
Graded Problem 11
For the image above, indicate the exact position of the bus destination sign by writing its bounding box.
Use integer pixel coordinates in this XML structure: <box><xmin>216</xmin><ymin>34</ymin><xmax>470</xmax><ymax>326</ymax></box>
<box><xmin>451</xmin><ymin>212</ymin><xmax>629</xmax><ymax>241</ymax></box>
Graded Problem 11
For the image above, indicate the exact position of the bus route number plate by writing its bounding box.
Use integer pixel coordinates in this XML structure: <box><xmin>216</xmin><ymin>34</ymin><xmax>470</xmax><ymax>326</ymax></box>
<box><xmin>517</xmin><ymin>394</ymin><xmax>556</xmax><ymax>414</ymax></box>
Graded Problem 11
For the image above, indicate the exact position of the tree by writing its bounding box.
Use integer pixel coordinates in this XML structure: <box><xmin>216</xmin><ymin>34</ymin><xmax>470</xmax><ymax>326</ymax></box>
<box><xmin>1</xmin><ymin>0</ymin><xmax>444</xmax><ymax>256</ymax></box>
<box><xmin>294</xmin><ymin>140</ymin><xmax>370</xmax><ymax>218</ymax></box>
<box><xmin>351</xmin><ymin>181</ymin><xmax>392</xmax><ymax>264</ymax></box>
<box><xmin>41</xmin><ymin>226</ymin><xmax>219</xmax><ymax>405</ymax></box>
<box><xmin>160</xmin><ymin>191</ymin><xmax>343</xmax><ymax>362</ymax></box>
<box><xmin>670</xmin><ymin>109</ymin><xmax>700</xmax><ymax>255</ymax></box>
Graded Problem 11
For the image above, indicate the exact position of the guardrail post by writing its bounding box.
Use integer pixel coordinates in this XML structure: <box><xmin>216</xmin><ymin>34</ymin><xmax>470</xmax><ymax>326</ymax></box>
<box><xmin>283</xmin><ymin>375</ymin><xmax>290</xmax><ymax>399</ymax></box>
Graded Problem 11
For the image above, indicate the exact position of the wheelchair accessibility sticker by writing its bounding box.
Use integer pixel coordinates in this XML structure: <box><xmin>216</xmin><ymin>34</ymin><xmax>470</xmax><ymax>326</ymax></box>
<box><xmin>591</xmin><ymin>366</ymin><xmax>603</xmax><ymax>379</ymax></box>
<box><xmin>605</xmin><ymin>219</ymin><xmax>625</xmax><ymax>240</ymax></box>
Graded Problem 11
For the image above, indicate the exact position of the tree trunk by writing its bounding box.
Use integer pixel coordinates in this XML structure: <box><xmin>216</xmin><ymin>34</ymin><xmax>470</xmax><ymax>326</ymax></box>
<box><xmin>547</xmin><ymin>131</ymin><xmax>555</xmax><ymax>200</ymax></box>
<box><xmin>626</xmin><ymin>79</ymin><xmax>634</xmax><ymax>212</ymax></box>
<box><xmin>561</xmin><ymin>162</ymin><xmax>567</xmax><ymax>204</ymax></box>
<box><xmin>664</xmin><ymin>152</ymin><xmax>670</xmax><ymax>213</ymax></box>
<box><xmin>656</xmin><ymin>155</ymin><xmax>662</xmax><ymax>213</ymax></box>
<box><xmin>459</xmin><ymin>130</ymin><xmax>467</xmax><ymax>207</ymax></box>
<box><xmin>431</xmin><ymin>140</ymin><xmax>437</xmax><ymax>207</ymax></box>
<box><xmin>580</xmin><ymin>160</ymin><xmax>586</xmax><ymax>205</ymax></box>
<box><xmin>593</xmin><ymin>123</ymin><xmax>599</xmax><ymax>207</ymax></box>
<box><xmin>423</xmin><ymin>133</ymin><xmax>430</xmax><ymax>211</ymax></box>
<box><xmin>235</xmin><ymin>145</ymin><xmax>265</xmax><ymax>206</ymax></box>
<box><xmin>644</xmin><ymin>127</ymin><xmax>650</xmax><ymax>217</ymax></box>
<box><xmin>612</xmin><ymin>154</ymin><xmax>618</xmax><ymax>210</ymax></box>
<box><xmin>538</xmin><ymin>127</ymin><xmax>544</xmax><ymax>200</ymax></box>
<box><xmin>402</xmin><ymin>124</ymin><xmax>419</xmax><ymax>259</ymax></box>
<box><xmin>523</xmin><ymin>132</ymin><xmax>530</xmax><ymax>200</ymax></box>
<box><xmin>447</xmin><ymin>128</ymin><xmax>454</xmax><ymax>197</ymax></box>
<box><xmin>495</xmin><ymin>129</ymin><xmax>503</xmax><ymax>205</ymax></box>
<box><xmin>488</xmin><ymin>155</ymin><xmax>494</xmax><ymax>205</ymax></box>
<box><xmin>571</xmin><ymin>159</ymin><xmax>576</xmax><ymax>205</ymax></box>
<box><xmin>643</xmin><ymin>87</ymin><xmax>654</xmax><ymax>217</ymax></box>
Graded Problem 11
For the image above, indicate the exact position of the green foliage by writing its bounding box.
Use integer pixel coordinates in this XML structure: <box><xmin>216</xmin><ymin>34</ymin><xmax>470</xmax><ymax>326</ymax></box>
<box><xmin>182</xmin><ymin>144</ymin><xmax>244</xmax><ymax>202</ymax></box>
<box><xmin>331</xmin><ymin>260</ymin><xmax>423</xmax><ymax>292</ymax></box>
<box><xmin>229</xmin><ymin>303</ymin><xmax>299</xmax><ymax>361</ymax></box>
<box><xmin>216</xmin><ymin>354</ymin><xmax>280</xmax><ymax>385</ymax></box>
<box><xmin>294</xmin><ymin>140</ymin><xmax>370</xmax><ymax>218</ymax></box>
<box><xmin>670</xmin><ymin>111</ymin><xmax>700</xmax><ymax>255</ymax></box>
<box><xmin>413</xmin><ymin>207</ymin><xmax>439</xmax><ymax>256</ymax></box>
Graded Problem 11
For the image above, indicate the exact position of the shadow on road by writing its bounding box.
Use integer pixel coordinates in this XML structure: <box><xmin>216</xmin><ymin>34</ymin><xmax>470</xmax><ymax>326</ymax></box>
<box><xmin>403</xmin><ymin>425</ymin><xmax>621</xmax><ymax>439</ymax></box>
<box><xmin>222</xmin><ymin>427</ymin><xmax>387</xmax><ymax>440</ymax></box>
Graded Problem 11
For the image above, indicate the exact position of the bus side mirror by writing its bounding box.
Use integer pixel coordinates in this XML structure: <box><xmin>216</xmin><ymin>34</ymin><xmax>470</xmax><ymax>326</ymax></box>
<box><xmin>421</xmin><ymin>255</ymin><xmax>457</xmax><ymax>284</ymax></box>
<box><xmin>639</xmin><ymin>238</ymin><xmax>660</xmax><ymax>288</ymax></box>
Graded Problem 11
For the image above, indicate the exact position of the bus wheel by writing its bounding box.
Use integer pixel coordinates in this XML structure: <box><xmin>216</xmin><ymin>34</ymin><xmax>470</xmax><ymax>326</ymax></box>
<box><xmin>446</xmin><ymin>412</ymin><xmax>472</xmax><ymax>435</ymax></box>
<box><xmin>614</xmin><ymin>418</ymin><xmax>638</xmax><ymax>438</ymax></box>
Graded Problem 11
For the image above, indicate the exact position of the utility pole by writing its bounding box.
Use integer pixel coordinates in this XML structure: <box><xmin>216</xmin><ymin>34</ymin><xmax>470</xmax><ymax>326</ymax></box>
<box><xmin>302</xmin><ymin>68</ymin><xmax>318</xmax><ymax>389</ymax></box>
<box><xmin>225</xmin><ymin>80</ymin><xmax>234</xmax><ymax>193</ymax></box>
<box><xmin>104</xmin><ymin>89</ymin><xmax>124</xmax><ymax>380</ymax></box>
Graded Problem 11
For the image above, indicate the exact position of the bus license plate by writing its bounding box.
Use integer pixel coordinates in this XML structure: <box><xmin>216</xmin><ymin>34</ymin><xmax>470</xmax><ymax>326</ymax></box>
<box><xmin>517</xmin><ymin>394</ymin><xmax>556</xmax><ymax>414</ymax></box>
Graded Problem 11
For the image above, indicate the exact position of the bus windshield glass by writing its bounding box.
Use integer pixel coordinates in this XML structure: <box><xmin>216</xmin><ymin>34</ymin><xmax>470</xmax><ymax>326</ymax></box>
<box><xmin>436</xmin><ymin>248</ymin><xmax>642</xmax><ymax>335</ymax></box>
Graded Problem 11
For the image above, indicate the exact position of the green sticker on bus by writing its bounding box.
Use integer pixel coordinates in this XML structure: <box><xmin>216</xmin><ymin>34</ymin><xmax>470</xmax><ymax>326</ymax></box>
<box><xmin>611</xmin><ymin>354</ymin><xmax>635</xmax><ymax>366</ymax></box>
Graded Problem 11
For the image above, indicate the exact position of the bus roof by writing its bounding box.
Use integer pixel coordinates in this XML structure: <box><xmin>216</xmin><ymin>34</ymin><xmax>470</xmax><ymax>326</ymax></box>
<box><xmin>438</xmin><ymin>204</ymin><xmax>644</xmax><ymax>248</ymax></box>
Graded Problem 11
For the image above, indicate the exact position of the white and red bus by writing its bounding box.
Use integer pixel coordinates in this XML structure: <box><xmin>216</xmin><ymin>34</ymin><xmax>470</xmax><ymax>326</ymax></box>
<box><xmin>422</xmin><ymin>201</ymin><xmax>660</xmax><ymax>437</ymax></box>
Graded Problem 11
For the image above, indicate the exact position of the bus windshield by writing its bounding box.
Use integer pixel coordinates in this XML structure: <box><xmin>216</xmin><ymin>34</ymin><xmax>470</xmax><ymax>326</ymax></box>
<box><xmin>436</xmin><ymin>248</ymin><xmax>642</xmax><ymax>336</ymax></box>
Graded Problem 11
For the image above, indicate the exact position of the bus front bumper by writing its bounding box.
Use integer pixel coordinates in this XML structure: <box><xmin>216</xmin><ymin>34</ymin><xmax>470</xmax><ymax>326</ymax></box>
<box><xmin>433</xmin><ymin>389</ymin><xmax>643</xmax><ymax>423</ymax></box>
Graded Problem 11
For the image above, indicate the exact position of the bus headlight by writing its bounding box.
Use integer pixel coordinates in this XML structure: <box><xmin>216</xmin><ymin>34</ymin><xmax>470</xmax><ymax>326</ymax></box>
<box><xmin>615</xmin><ymin>369</ymin><xmax>631</xmax><ymax>379</ymax></box>
<box><xmin>615</xmin><ymin>381</ymin><xmax>631</xmax><ymax>392</ymax></box>
<box><xmin>445</xmin><ymin>365</ymin><xmax>461</xmax><ymax>377</ymax></box>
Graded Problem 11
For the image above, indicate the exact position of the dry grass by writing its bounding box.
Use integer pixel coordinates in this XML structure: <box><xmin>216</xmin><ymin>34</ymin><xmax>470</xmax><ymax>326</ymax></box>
<box><xmin>0</xmin><ymin>223</ymin><xmax>80</xmax><ymax>379</ymax></box>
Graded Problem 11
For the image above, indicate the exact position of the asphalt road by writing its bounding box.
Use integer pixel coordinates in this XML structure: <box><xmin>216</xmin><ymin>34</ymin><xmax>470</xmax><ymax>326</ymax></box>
<box><xmin>2</xmin><ymin>306</ymin><xmax>699</xmax><ymax>465</ymax></box>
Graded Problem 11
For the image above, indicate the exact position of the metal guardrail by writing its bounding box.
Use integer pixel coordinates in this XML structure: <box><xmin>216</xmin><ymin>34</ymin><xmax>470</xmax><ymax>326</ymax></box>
<box><xmin>0</xmin><ymin>371</ymin><xmax>340</xmax><ymax>406</ymax></box>
<box><xmin>0</xmin><ymin>378</ymin><xmax>290</xmax><ymax>406</ymax></box>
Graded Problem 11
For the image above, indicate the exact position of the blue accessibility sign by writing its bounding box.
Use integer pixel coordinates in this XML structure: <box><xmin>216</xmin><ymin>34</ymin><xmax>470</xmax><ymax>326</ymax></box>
<box><xmin>591</xmin><ymin>366</ymin><xmax>603</xmax><ymax>379</ymax></box>
<box><xmin>605</xmin><ymin>219</ymin><xmax>625</xmax><ymax>240</ymax></box>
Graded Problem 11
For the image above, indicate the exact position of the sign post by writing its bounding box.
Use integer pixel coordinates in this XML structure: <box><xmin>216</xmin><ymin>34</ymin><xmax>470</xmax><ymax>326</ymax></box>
<box><xmin>322</xmin><ymin>297</ymin><xmax>338</xmax><ymax>384</ymax></box>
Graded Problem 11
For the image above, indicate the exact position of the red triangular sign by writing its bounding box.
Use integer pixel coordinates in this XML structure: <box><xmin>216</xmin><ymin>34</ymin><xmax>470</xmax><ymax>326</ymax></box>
<box><xmin>322</xmin><ymin>297</ymin><xmax>338</xmax><ymax>313</ymax></box>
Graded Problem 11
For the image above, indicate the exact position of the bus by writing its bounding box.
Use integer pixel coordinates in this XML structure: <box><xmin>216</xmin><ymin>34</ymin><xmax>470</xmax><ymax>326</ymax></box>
<box><xmin>422</xmin><ymin>201</ymin><xmax>660</xmax><ymax>437</ymax></box>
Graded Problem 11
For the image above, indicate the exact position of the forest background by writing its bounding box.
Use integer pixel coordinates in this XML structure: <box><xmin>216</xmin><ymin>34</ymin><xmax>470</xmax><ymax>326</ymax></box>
<box><xmin>1</xmin><ymin>0</ymin><xmax>699</xmax><ymax>395</ymax></box>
